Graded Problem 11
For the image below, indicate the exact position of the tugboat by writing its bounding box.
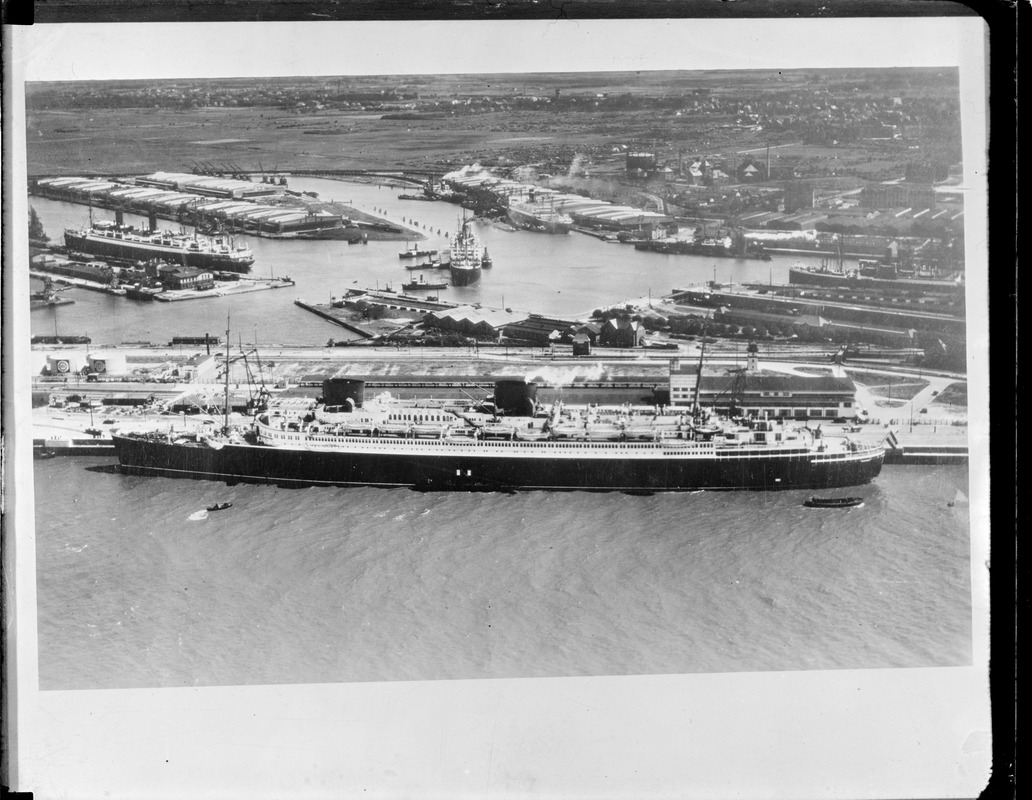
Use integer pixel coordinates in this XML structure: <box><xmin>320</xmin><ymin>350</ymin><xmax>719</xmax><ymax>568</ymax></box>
<box><xmin>402</xmin><ymin>274</ymin><xmax>448</xmax><ymax>292</ymax></box>
<box><xmin>399</xmin><ymin>243</ymin><xmax>438</xmax><ymax>259</ymax></box>
<box><xmin>207</xmin><ymin>502</ymin><xmax>233</xmax><ymax>512</ymax></box>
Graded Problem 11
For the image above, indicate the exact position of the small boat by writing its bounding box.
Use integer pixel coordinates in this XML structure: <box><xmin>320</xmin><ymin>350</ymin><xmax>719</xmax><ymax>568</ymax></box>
<box><xmin>402</xmin><ymin>275</ymin><xmax>448</xmax><ymax>291</ymax></box>
<box><xmin>804</xmin><ymin>496</ymin><xmax>864</xmax><ymax>508</ymax></box>
<box><xmin>399</xmin><ymin>245</ymin><xmax>438</xmax><ymax>259</ymax></box>
<box><xmin>404</xmin><ymin>259</ymin><xmax>445</xmax><ymax>270</ymax></box>
<box><xmin>207</xmin><ymin>502</ymin><xmax>233</xmax><ymax>512</ymax></box>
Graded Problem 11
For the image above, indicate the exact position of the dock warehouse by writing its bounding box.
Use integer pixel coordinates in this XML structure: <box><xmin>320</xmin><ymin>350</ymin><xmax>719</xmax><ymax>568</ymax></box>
<box><xmin>669</xmin><ymin>361</ymin><xmax>859</xmax><ymax>421</ymax></box>
<box><xmin>501</xmin><ymin>314</ymin><xmax>579</xmax><ymax>346</ymax></box>
<box><xmin>424</xmin><ymin>306</ymin><xmax>526</xmax><ymax>338</ymax></box>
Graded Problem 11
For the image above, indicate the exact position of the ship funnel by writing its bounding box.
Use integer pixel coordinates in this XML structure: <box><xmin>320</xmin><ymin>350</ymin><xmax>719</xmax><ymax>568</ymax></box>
<box><xmin>493</xmin><ymin>380</ymin><xmax>537</xmax><ymax>416</ymax></box>
<box><xmin>322</xmin><ymin>378</ymin><xmax>365</xmax><ymax>408</ymax></box>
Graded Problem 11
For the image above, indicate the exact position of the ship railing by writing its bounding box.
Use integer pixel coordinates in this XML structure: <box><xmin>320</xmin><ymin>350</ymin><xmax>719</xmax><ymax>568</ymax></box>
<box><xmin>262</xmin><ymin>431</ymin><xmax>718</xmax><ymax>454</ymax></box>
<box><xmin>259</xmin><ymin>426</ymin><xmax>845</xmax><ymax>456</ymax></box>
<box><xmin>260</xmin><ymin>430</ymin><xmax>878</xmax><ymax>460</ymax></box>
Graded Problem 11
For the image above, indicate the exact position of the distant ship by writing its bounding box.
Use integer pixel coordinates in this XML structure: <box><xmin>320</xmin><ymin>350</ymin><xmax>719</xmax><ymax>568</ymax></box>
<box><xmin>635</xmin><ymin>237</ymin><xmax>770</xmax><ymax>260</ymax></box>
<box><xmin>788</xmin><ymin>261</ymin><xmax>964</xmax><ymax>292</ymax></box>
<box><xmin>445</xmin><ymin>215</ymin><xmax>483</xmax><ymax>286</ymax></box>
<box><xmin>506</xmin><ymin>195</ymin><xmax>573</xmax><ymax>234</ymax></box>
<box><xmin>64</xmin><ymin>220</ymin><xmax>255</xmax><ymax>273</ymax></box>
<box><xmin>30</xmin><ymin>277</ymin><xmax>75</xmax><ymax>310</ymax></box>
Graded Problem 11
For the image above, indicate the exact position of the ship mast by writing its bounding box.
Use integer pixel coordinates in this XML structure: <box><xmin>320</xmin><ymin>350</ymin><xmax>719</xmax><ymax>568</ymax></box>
<box><xmin>693</xmin><ymin>329</ymin><xmax>706</xmax><ymax>422</ymax></box>
<box><xmin>223</xmin><ymin>315</ymin><xmax>231</xmax><ymax>435</ymax></box>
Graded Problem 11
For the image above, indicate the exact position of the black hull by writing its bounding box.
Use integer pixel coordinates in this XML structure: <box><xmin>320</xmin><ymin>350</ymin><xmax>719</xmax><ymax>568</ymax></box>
<box><xmin>788</xmin><ymin>267</ymin><xmax>960</xmax><ymax>293</ymax></box>
<box><xmin>450</xmin><ymin>265</ymin><xmax>481</xmax><ymax>286</ymax></box>
<box><xmin>64</xmin><ymin>232</ymin><xmax>254</xmax><ymax>273</ymax></box>
<box><xmin>635</xmin><ymin>241</ymin><xmax>769</xmax><ymax>260</ymax></box>
<box><xmin>112</xmin><ymin>436</ymin><xmax>884</xmax><ymax>492</ymax></box>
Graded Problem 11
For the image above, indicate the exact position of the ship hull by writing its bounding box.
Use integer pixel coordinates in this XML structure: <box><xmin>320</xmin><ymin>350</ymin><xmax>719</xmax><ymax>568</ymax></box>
<box><xmin>449</xmin><ymin>265</ymin><xmax>481</xmax><ymax>286</ymax></box>
<box><xmin>64</xmin><ymin>231</ymin><xmax>254</xmax><ymax>273</ymax></box>
<box><xmin>636</xmin><ymin>240</ymin><xmax>769</xmax><ymax>260</ymax></box>
<box><xmin>112</xmin><ymin>435</ymin><xmax>884</xmax><ymax>492</ymax></box>
<box><xmin>788</xmin><ymin>266</ymin><xmax>960</xmax><ymax>293</ymax></box>
<box><xmin>506</xmin><ymin>206</ymin><xmax>572</xmax><ymax>234</ymax></box>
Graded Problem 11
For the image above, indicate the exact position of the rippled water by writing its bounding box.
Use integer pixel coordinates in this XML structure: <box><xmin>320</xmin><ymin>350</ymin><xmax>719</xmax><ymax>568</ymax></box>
<box><xmin>35</xmin><ymin>459</ymin><xmax>972</xmax><ymax>690</ymax></box>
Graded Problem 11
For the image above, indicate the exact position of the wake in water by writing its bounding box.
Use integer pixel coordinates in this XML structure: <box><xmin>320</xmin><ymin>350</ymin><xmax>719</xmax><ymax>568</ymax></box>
<box><xmin>188</xmin><ymin>510</ymin><xmax>209</xmax><ymax>521</ymax></box>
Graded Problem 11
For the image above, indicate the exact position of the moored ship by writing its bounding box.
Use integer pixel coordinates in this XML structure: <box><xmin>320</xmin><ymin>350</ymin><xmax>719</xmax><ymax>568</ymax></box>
<box><xmin>111</xmin><ymin>377</ymin><xmax>884</xmax><ymax>493</ymax></box>
<box><xmin>64</xmin><ymin>220</ymin><xmax>255</xmax><ymax>273</ymax></box>
<box><xmin>635</xmin><ymin>237</ymin><xmax>770</xmax><ymax>260</ymax></box>
<box><xmin>506</xmin><ymin>196</ymin><xmax>573</xmax><ymax>234</ymax></box>
<box><xmin>445</xmin><ymin>215</ymin><xmax>483</xmax><ymax>286</ymax></box>
<box><xmin>402</xmin><ymin>274</ymin><xmax>448</xmax><ymax>291</ymax></box>
<box><xmin>788</xmin><ymin>262</ymin><xmax>964</xmax><ymax>293</ymax></box>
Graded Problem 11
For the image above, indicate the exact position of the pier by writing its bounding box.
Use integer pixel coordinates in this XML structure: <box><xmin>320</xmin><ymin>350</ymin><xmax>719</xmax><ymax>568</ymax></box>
<box><xmin>293</xmin><ymin>300</ymin><xmax>376</xmax><ymax>339</ymax></box>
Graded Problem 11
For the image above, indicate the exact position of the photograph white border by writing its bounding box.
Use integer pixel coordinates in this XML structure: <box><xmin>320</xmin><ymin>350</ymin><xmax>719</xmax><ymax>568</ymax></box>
<box><xmin>5</xmin><ymin>17</ymin><xmax>992</xmax><ymax>798</ymax></box>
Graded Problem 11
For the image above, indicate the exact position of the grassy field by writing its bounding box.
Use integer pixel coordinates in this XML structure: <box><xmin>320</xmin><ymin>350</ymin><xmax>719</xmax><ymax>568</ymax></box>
<box><xmin>929</xmin><ymin>381</ymin><xmax>967</xmax><ymax>408</ymax></box>
<box><xmin>25</xmin><ymin>68</ymin><xmax>959</xmax><ymax>200</ymax></box>
<box><xmin>27</xmin><ymin>105</ymin><xmax>678</xmax><ymax>176</ymax></box>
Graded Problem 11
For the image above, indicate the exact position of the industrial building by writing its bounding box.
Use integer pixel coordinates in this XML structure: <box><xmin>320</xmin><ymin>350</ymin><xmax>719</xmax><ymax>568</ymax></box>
<box><xmin>445</xmin><ymin>175</ymin><xmax>672</xmax><ymax>232</ymax></box>
<box><xmin>31</xmin><ymin>175</ymin><xmax>350</xmax><ymax>239</ymax></box>
<box><xmin>599</xmin><ymin>318</ymin><xmax>646</xmax><ymax>348</ymax></box>
<box><xmin>501</xmin><ymin>314</ymin><xmax>579</xmax><ymax>346</ymax></box>
<box><xmin>424</xmin><ymin>305</ymin><xmax>526</xmax><ymax>338</ymax></box>
<box><xmin>161</xmin><ymin>266</ymin><xmax>215</xmax><ymax>290</ymax></box>
<box><xmin>668</xmin><ymin>356</ymin><xmax>860</xmax><ymax>420</ymax></box>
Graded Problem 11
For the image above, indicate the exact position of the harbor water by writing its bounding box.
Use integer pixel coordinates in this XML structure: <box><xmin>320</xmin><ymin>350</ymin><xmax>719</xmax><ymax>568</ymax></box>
<box><xmin>28</xmin><ymin>178</ymin><xmax>973</xmax><ymax>693</ymax></box>
<box><xmin>28</xmin><ymin>177</ymin><xmax>831</xmax><ymax>347</ymax></box>
<box><xmin>34</xmin><ymin>460</ymin><xmax>972</xmax><ymax>690</ymax></box>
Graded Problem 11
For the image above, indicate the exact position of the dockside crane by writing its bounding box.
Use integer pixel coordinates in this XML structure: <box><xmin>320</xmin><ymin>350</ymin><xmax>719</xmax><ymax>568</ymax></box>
<box><xmin>706</xmin><ymin>366</ymin><xmax>749</xmax><ymax>420</ymax></box>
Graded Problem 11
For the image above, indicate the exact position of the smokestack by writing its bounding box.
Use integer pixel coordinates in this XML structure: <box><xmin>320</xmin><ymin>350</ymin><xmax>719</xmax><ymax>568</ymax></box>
<box><xmin>148</xmin><ymin>211</ymin><xmax>158</xmax><ymax>233</ymax></box>
<box><xmin>494</xmin><ymin>380</ymin><xmax>537</xmax><ymax>416</ymax></box>
<box><xmin>766</xmin><ymin>143</ymin><xmax>771</xmax><ymax>180</ymax></box>
<box><xmin>115</xmin><ymin>209</ymin><xmax>124</xmax><ymax>226</ymax></box>
<box><xmin>322</xmin><ymin>379</ymin><xmax>366</xmax><ymax>409</ymax></box>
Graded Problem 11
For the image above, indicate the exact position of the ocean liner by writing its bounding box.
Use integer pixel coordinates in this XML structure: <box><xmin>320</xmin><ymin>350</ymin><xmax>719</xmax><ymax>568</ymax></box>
<box><xmin>111</xmin><ymin>377</ymin><xmax>884</xmax><ymax>493</ymax></box>
<box><xmin>64</xmin><ymin>220</ymin><xmax>255</xmax><ymax>273</ymax></box>
<box><xmin>506</xmin><ymin>196</ymin><xmax>573</xmax><ymax>234</ymax></box>
<box><xmin>445</xmin><ymin>215</ymin><xmax>483</xmax><ymax>286</ymax></box>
